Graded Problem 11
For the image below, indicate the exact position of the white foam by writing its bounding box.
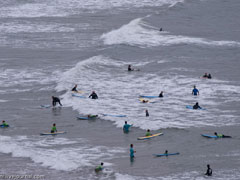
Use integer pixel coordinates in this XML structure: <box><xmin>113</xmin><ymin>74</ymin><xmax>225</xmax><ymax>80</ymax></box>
<box><xmin>0</xmin><ymin>135</ymin><xmax>125</xmax><ymax>171</ymax></box>
<box><xmin>0</xmin><ymin>0</ymin><xmax>184</xmax><ymax>18</ymax></box>
<box><xmin>0</xmin><ymin>68</ymin><xmax>60</xmax><ymax>93</ymax></box>
<box><xmin>101</xmin><ymin>18</ymin><xmax>240</xmax><ymax>48</ymax></box>
<box><xmin>57</xmin><ymin>55</ymin><xmax>240</xmax><ymax>130</ymax></box>
<box><xmin>0</xmin><ymin>22</ymin><xmax>76</xmax><ymax>33</ymax></box>
<box><xmin>115</xmin><ymin>169</ymin><xmax>240</xmax><ymax>180</ymax></box>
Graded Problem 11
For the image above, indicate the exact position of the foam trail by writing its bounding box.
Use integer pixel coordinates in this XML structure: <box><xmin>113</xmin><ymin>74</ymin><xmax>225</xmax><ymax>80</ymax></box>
<box><xmin>101</xmin><ymin>18</ymin><xmax>240</xmax><ymax>48</ymax></box>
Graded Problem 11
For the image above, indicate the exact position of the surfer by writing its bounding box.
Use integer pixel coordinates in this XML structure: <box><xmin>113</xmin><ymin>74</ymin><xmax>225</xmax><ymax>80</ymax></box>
<box><xmin>1</xmin><ymin>120</ymin><xmax>8</xmax><ymax>127</ymax></box>
<box><xmin>192</xmin><ymin>85</ymin><xmax>199</xmax><ymax>96</ymax></box>
<box><xmin>71</xmin><ymin>84</ymin><xmax>78</xmax><ymax>92</ymax></box>
<box><xmin>159</xmin><ymin>91</ymin><xmax>163</xmax><ymax>98</ymax></box>
<box><xmin>51</xmin><ymin>123</ymin><xmax>57</xmax><ymax>133</ymax></box>
<box><xmin>123</xmin><ymin>121</ymin><xmax>131</xmax><ymax>132</ymax></box>
<box><xmin>142</xmin><ymin>99</ymin><xmax>149</xmax><ymax>103</ymax></box>
<box><xmin>145</xmin><ymin>129</ymin><xmax>152</xmax><ymax>136</ymax></box>
<box><xmin>146</xmin><ymin>109</ymin><xmax>149</xmax><ymax>117</ymax></box>
<box><xmin>164</xmin><ymin>150</ymin><xmax>168</xmax><ymax>156</ymax></box>
<box><xmin>203</xmin><ymin>73</ymin><xmax>208</xmax><ymax>78</ymax></box>
<box><xmin>89</xmin><ymin>91</ymin><xmax>98</xmax><ymax>99</ymax></box>
<box><xmin>128</xmin><ymin>65</ymin><xmax>133</xmax><ymax>71</ymax></box>
<box><xmin>214</xmin><ymin>132</ymin><xmax>231</xmax><ymax>138</ymax></box>
<box><xmin>88</xmin><ymin>114</ymin><xmax>98</xmax><ymax>118</ymax></box>
<box><xmin>159</xmin><ymin>28</ymin><xmax>163</xmax><ymax>31</ymax></box>
<box><xmin>208</xmin><ymin>74</ymin><xmax>212</xmax><ymax>79</ymax></box>
<box><xmin>95</xmin><ymin>162</ymin><xmax>104</xmax><ymax>172</ymax></box>
<box><xmin>52</xmin><ymin>96</ymin><xmax>62</xmax><ymax>107</ymax></box>
<box><xmin>193</xmin><ymin>102</ymin><xmax>201</xmax><ymax>109</ymax></box>
<box><xmin>205</xmin><ymin>164</ymin><xmax>212</xmax><ymax>176</ymax></box>
<box><xmin>130</xmin><ymin>144</ymin><xmax>136</xmax><ymax>158</ymax></box>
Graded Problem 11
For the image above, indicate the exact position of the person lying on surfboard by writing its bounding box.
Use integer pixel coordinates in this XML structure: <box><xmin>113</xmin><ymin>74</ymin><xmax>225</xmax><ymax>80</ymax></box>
<box><xmin>145</xmin><ymin>129</ymin><xmax>152</xmax><ymax>136</ymax></box>
<box><xmin>214</xmin><ymin>132</ymin><xmax>231</xmax><ymax>138</ymax></box>
<box><xmin>71</xmin><ymin>84</ymin><xmax>78</xmax><ymax>92</ymax></box>
<box><xmin>1</xmin><ymin>120</ymin><xmax>8</xmax><ymax>127</ymax></box>
<box><xmin>95</xmin><ymin>162</ymin><xmax>104</xmax><ymax>172</ymax></box>
<box><xmin>51</xmin><ymin>123</ymin><xmax>57</xmax><ymax>133</ymax></box>
<box><xmin>193</xmin><ymin>102</ymin><xmax>201</xmax><ymax>109</ymax></box>
<box><xmin>203</xmin><ymin>73</ymin><xmax>208</xmax><ymax>78</ymax></box>
<box><xmin>123</xmin><ymin>121</ymin><xmax>131</xmax><ymax>132</ymax></box>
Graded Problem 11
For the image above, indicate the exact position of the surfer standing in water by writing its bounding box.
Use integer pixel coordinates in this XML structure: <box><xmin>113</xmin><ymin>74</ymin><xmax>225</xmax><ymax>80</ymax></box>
<box><xmin>52</xmin><ymin>96</ymin><xmax>62</xmax><ymax>107</ymax></box>
<box><xmin>205</xmin><ymin>164</ymin><xmax>212</xmax><ymax>176</ymax></box>
<box><xmin>192</xmin><ymin>85</ymin><xmax>199</xmax><ymax>96</ymax></box>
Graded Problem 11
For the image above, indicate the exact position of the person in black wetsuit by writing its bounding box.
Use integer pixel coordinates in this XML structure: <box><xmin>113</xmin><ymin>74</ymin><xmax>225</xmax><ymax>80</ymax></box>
<box><xmin>208</xmin><ymin>74</ymin><xmax>212</xmax><ymax>79</ymax></box>
<box><xmin>146</xmin><ymin>109</ymin><xmax>149</xmax><ymax>117</ymax></box>
<box><xmin>159</xmin><ymin>91</ymin><xmax>163</xmax><ymax>97</ymax></box>
<box><xmin>89</xmin><ymin>91</ymin><xmax>98</xmax><ymax>99</ymax></box>
<box><xmin>72</xmin><ymin>85</ymin><xmax>78</xmax><ymax>92</ymax></box>
<box><xmin>52</xmin><ymin>96</ymin><xmax>62</xmax><ymax>107</ymax></box>
<box><xmin>193</xmin><ymin>102</ymin><xmax>201</xmax><ymax>109</ymax></box>
<box><xmin>159</xmin><ymin>28</ymin><xmax>163</xmax><ymax>31</ymax></box>
<box><xmin>205</xmin><ymin>164</ymin><xmax>212</xmax><ymax>176</ymax></box>
<box><xmin>128</xmin><ymin>65</ymin><xmax>133</xmax><ymax>71</ymax></box>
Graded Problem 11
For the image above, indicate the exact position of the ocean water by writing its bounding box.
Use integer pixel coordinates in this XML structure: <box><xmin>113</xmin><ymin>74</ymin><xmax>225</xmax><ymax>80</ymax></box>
<box><xmin>1</xmin><ymin>0</ymin><xmax>240</xmax><ymax>179</ymax></box>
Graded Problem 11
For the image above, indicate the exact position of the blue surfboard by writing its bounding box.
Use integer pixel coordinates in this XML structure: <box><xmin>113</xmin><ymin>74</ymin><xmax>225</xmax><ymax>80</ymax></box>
<box><xmin>153</xmin><ymin>152</ymin><xmax>180</xmax><ymax>157</ymax></box>
<box><xmin>102</xmin><ymin>114</ymin><xmax>127</xmax><ymax>117</ymax></box>
<box><xmin>72</xmin><ymin>93</ymin><xmax>86</xmax><ymax>98</ymax></box>
<box><xmin>139</xmin><ymin>95</ymin><xmax>159</xmax><ymax>98</ymax></box>
<box><xmin>0</xmin><ymin>124</ymin><xmax>9</xmax><ymax>128</ymax></box>
<box><xmin>201</xmin><ymin>134</ymin><xmax>218</xmax><ymax>138</ymax></box>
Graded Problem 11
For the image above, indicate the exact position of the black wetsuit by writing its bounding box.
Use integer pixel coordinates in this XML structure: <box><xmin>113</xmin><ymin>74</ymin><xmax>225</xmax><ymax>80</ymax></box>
<box><xmin>159</xmin><ymin>93</ymin><xmax>163</xmax><ymax>97</ymax></box>
<box><xmin>208</xmin><ymin>74</ymin><xmax>212</xmax><ymax>79</ymax></box>
<box><xmin>72</xmin><ymin>87</ymin><xmax>77</xmax><ymax>91</ymax></box>
<box><xmin>89</xmin><ymin>93</ymin><xmax>98</xmax><ymax>99</ymax></box>
<box><xmin>52</xmin><ymin>97</ymin><xmax>62</xmax><ymax>106</ymax></box>
<box><xmin>128</xmin><ymin>67</ymin><xmax>132</xmax><ymax>71</ymax></box>
<box><xmin>193</xmin><ymin>104</ymin><xmax>201</xmax><ymax>109</ymax></box>
<box><xmin>146</xmin><ymin>111</ymin><xmax>149</xmax><ymax>117</ymax></box>
<box><xmin>205</xmin><ymin>167</ymin><xmax>212</xmax><ymax>176</ymax></box>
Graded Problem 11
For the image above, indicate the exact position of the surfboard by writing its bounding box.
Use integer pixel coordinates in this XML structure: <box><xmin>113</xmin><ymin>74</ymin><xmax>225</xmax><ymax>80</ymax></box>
<box><xmin>186</xmin><ymin>105</ymin><xmax>206</xmax><ymax>110</ymax></box>
<box><xmin>40</xmin><ymin>131</ymin><xmax>66</xmax><ymax>136</ymax></box>
<box><xmin>71</xmin><ymin>93</ymin><xmax>86</xmax><ymax>98</ymax></box>
<box><xmin>201</xmin><ymin>134</ymin><xmax>218</xmax><ymax>138</ymax></box>
<box><xmin>102</xmin><ymin>114</ymin><xmax>127</xmax><ymax>117</ymax></box>
<box><xmin>139</xmin><ymin>95</ymin><xmax>159</xmax><ymax>98</ymax></box>
<box><xmin>153</xmin><ymin>152</ymin><xmax>180</xmax><ymax>157</ymax></box>
<box><xmin>71</xmin><ymin>90</ymin><xmax>84</xmax><ymax>94</ymax></box>
<box><xmin>0</xmin><ymin>125</ymin><xmax>9</xmax><ymax>128</ymax></box>
<box><xmin>41</xmin><ymin>104</ymin><xmax>52</xmax><ymax>108</ymax></box>
<box><xmin>137</xmin><ymin>132</ymin><xmax>163</xmax><ymax>140</ymax></box>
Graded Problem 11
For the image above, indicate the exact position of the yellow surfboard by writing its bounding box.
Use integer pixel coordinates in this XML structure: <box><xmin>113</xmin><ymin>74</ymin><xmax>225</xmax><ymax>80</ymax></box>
<box><xmin>137</xmin><ymin>132</ymin><xmax>163</xmax><ymax>140</ymax></box>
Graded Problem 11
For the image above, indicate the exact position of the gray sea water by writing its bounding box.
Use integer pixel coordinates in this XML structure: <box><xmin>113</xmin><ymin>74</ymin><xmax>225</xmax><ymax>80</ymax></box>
<box><xmin>0</xmin><ymin>0</ymin><xmax>240</xmax><ymax>179</ymax></box>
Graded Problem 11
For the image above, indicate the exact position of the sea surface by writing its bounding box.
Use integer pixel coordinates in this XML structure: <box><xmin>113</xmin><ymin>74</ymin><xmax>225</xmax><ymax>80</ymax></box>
<box><xmin>0</xmin><ymin>0</ymin><xmax>240</xmax><ymax>179</ymax></box>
